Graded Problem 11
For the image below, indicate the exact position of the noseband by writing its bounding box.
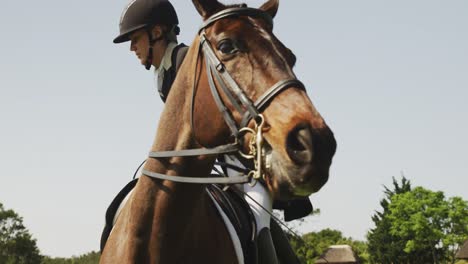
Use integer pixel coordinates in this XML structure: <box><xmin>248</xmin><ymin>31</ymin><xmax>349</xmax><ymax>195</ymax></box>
<box><xmin>142</xmin><ymin>7</ymin><xmax>306</xmax><ymax>185</ymax></box>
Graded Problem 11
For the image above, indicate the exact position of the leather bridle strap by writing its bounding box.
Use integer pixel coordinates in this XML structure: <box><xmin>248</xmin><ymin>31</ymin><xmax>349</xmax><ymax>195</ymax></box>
<box><xmin>199</xmin><ymin>7</ymin><xmax>273</xmax><ymax>34</ymax></box>
<box><xmin>142</xmin><ymin>141</ymin><xmax>249</xmax><ymax>184</ymax></box>
<box><xmin>200</xmin><ymin>32</ymin><xmax>261</xmax><ymax>137</ymax></box>
<box><xmin>141</xmin><ymin>169</ymin><xmax>250</xmax><ymax>184</ymax></box>
<box><xmin>240</xmin><ymin>79</ymin><xmax>306</xmax><ymax>128</ymax></box>
<box><xmin>148</xmin><ymin>143</ymin><xmax>239</xmax><ymax>158</ymax></box>
<box><xmin>144</xmin><ymin>143</ymin><xmax>245</xmax><ymax>184</ymax></box>
<box><xmin>201</xmin><ymin>34</ymin><xmax>260</xmax><ymax>117</ymax></box>
<box><xmin>204</xmin><ymin>52</ymin><xmax>240</xmax><ymax>135</ymax></box>
<box><xmin>200</xmin><ymin>32</ymin><xmax>307</xmax><ymax>134</ymax></box>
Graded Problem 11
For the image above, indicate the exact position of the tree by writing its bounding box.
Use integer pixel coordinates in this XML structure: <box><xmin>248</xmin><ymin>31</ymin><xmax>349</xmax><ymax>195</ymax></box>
<box><xmin>367</xmin><ymin>176</ymin><xmax>412</xmax><ymax>264</ymax></box>
<box><xmin>0</xmin><ymin>202</ymin><xmax>43</xmax><ymax>264</ymax></box>
<box><xmin>288</xmin><ymin>228</ymin><xmax>369</xmax><ymax>264</ymax></box>
<box><xmin>278</xmin><ymin>208</ymin><xmax>368</xmax><ymax>263</ymax></box>
<box><xmin>387</xmin><ymin>187</ymin><xmax>448</xmax><ymax>263</ymax></box>
<box><xmin>42</xmin><ymin>251</ymin><xmax>100</xmax><ymax>264</ymax></box>
<box><xmin>444</xmin><ymin>197</ymin><xmax>468</xmax><ymax>264</ymax></box>
<box><xmin>387</xmin><ymin>187</ymin><xmax>468</xmax><ymax>264</ymax></box>
<box><xmin>368</xmin><ymin>177</ymin><xmax>468</xmax><ymax>264</ymax></box>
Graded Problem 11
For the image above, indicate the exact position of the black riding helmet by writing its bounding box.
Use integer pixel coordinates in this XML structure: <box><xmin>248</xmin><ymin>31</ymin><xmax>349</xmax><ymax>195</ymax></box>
<box><xmin>114</xmin><ymin>0</ymin><xmax>179</xmax><ymax>69</ymax></box>
<box><xmin>114</xmin><ymin>0</ymin><xmax>179</xmax><ymax>43</ymax></box>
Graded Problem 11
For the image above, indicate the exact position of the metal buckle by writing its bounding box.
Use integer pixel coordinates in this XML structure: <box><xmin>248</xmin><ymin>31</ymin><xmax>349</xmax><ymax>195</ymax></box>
<box><xmin>216</xmin><ymin>63</ymin><xmax>225</xmax><ymax>72</ymax></box>
<box><xmin>238</xmin><ymin>114</ymin><xmax>265</xmax><ymax>184</ymax></box>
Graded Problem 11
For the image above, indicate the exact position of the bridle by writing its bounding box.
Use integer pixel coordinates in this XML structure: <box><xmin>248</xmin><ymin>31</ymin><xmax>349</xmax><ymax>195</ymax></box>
<box><xmin>141</xmin><ymin>7</ymin><xmax>306</xmax><ymax>186</ymax></box>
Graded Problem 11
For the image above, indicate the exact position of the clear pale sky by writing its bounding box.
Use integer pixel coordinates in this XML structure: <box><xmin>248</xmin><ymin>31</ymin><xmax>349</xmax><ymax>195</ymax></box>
<box><xmin>0</xmin><ymin>0</ymin><xmax>467</xmax><ymax>258</ymax></box>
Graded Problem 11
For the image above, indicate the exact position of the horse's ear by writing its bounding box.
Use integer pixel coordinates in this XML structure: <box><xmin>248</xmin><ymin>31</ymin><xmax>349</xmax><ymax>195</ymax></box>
<box><xmin>260</xmin><ymin>0</ymin><xmax>279</xmax><ymax>18</ymax></box>
<box><xmin>192</xmin><ymin>0</ymin><xmax>224</xmax><ymax>19</ymax></box>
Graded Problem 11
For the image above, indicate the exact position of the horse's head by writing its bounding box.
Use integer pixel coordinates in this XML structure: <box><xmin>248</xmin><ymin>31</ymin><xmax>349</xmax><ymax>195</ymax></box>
<box><xmin>190</xmin><ymin>0</ymin><xmax>336</xmax><ymax>200</ymax></box>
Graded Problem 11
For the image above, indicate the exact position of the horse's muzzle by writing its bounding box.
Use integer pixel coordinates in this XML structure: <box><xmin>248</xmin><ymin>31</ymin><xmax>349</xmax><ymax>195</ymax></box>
<box><xmin>283</xmin><ymin>124</ymin><xmax>337</xmax><ymax>195</ymax></box>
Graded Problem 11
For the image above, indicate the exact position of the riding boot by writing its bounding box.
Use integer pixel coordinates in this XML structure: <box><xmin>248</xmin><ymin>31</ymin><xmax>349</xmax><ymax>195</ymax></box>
<box><xmin>257</xmin><ymin>227</ymin><xmax>279</xmax><ymax>264</ymax></box>
<box><xmin>222</xmin><ymin>155</ymin><xmax>297</xmax><ymax>264</ymax></box>
<box><xmin>270</xmin><ymin>219</ymin><xmax>301</xmax><ymax>264</ymax></box>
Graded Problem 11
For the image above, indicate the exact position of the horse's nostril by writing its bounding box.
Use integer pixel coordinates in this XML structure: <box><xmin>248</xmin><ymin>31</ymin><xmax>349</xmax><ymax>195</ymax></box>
<box><xmin>286</xmin><ymin>125</ymin><xmax>313</xmax><ymax>164</ymax></box>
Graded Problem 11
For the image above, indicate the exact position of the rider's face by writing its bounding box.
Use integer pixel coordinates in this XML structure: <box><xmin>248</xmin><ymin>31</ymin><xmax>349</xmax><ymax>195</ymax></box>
<box><xmin>129</xmin><ymin>30</ymin><xmax>150</xmax><ymax>66</ymax></box>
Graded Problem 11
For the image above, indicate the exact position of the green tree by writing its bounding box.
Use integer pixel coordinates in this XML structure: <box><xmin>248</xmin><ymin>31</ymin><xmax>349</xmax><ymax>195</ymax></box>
<box><xmin>368</xmin><ymin>176</ymin><xmax>468</xmax><ymax>264</ymax></box>
<box><xmin>288</xmin><ymin>228</ymin><xmax>368</xmax><ymax>264</ymax></box>
<box><xmin>387</xmin><ymin>187</ymin><xmax>468</xmax><ymax>264</ymax></box>
<box><xmin>279</xmin><ymin>208</ymin><xmax>368</xmax><ymax>263</ymax></box>
<box><xmin>367</xmin><ymin>176</ymin><xmax>412</xmax><ymax>264</ymax></box>
<box><xmin>42</xmin><ymin>251</ymin><xmax>100</xmax><ymax>264</ymax></box>
<box><xmin>445</xmin><ymin>197</ymin><xmax>468</xmax><ymax>263</ymax></box>
<box><xmin>0</xmin><ymin>202</ymin><xmax>43</xmax><ymax>264</ymax></box>
<box><xmin>387</xmin><ymin>187</ymin><xmax>447</xmax><ymax>263</ymax></box>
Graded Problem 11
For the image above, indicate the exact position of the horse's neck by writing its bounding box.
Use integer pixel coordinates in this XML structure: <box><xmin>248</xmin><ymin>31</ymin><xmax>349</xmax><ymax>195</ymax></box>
<box><xmin>135</xmin><ymin>45</ymin><xmax>215</xmax><ymax>260</ymax></box>
<box><xmin>144</xmin><ymin>178</ymin><xmax>211</xmax><ymax>260</ymax></box>
<box><xmin>101</xmin><ymin>40</ymin><xmax>237</xmax><ymax>263</ymax></box>
<box><xmin>103</xmin><ymin>117</ymin><xmax>230</xmax><ymax>262</ymax></box>
<box><xmin>122</xmin><ymin>152</ymin><xmax>234</xmax><ymax>262</ymax></box>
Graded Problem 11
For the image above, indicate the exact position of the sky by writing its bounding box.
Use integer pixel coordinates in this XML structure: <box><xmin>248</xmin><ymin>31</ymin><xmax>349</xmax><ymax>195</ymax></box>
<box><xmin>0</xmin><ymin>0</ymin><xmax>467</xmax><ymax>258</ymax></box>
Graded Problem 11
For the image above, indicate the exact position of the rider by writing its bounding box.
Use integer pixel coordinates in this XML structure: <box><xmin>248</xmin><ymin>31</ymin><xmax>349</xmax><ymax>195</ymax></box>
<box><xmin>113</xmin><ymin>0</ymin><xmax>310</xmax><ymax>263</ymax></box>
<box><xmin>113</xmin><ymin>0</ymin><xmax>187</xmax><ymax>102</ymax></box>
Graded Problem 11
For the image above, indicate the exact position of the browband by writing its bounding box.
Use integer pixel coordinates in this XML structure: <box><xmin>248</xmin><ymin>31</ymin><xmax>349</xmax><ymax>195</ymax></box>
<box><xmin>199</xmin><ymin>7</ymin><xmax>273</xmax><ymax>33</ymax></box>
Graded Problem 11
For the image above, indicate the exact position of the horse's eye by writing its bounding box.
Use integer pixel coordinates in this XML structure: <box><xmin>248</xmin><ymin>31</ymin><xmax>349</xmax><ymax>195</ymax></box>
<box><xmin>217</xmin><ymin>39</ymin><xmax>237</xmax><ymax>54</ymax></box>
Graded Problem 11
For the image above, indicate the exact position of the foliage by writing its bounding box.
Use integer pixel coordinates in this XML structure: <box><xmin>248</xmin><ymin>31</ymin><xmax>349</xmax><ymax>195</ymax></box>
<box><xmin>367</xmin><ymin>176</ymin><xmax>412</xmax><ymax>264</ymax></box>
<box><xmin>288</xmin><ymin>228</ymin><xmax>369</xmax><ymax>264</ymax></box>
<box><xmin>387</xmin><ymin>187</ymin><xmax>448</xmax><ymax>263</ymax></box>
<box><xmin>445</xmin><ymin>197</ymin><xmax>468</xmax><ymax>263</ymax></box>
<box><xmin>367</xmin><ymin>176</ymin><xmax>468</xmax><ymax>264</ymax></box>
<box><xmin>42</xmin><ymin>251</ymin><xmax>100</xmax><ymax>264</ymax></box>
<box><xmin>0</xmin><ymin>202</ymin><xmax>43</xmax><ymax>264</ymax></box>
<box><xmin>387</xmin><ymin>187</ymin><xmax>468</xmax><ymax>264</ymax></box>
<box><xmin>278</xmin><ymin>207</ymin><xmax>368</xmax><ymax>263</ymax></box>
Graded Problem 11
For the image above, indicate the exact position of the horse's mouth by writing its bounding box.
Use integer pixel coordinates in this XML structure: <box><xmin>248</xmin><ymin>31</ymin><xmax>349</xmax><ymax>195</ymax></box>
<box><xmin>262</xmin><ymin>141</ymin><xmax>330</xmax><ymax>199</ymax></box>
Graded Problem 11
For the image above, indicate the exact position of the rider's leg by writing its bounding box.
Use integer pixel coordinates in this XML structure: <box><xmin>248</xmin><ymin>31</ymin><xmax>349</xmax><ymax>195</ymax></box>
<box><xmin>224</xmin><ymin>155</ymin><xmax>279</xmax><ymax>264</ymax></box>
<box><xmin>224</xmin><ymin>155</ymin><xmax>273</xmax><ymax>232</ymax></box>
<box><xmin>270</xmin><ymin>219</ymin><xmax>301</xmax><ymax>264</ymax></box>
<box><xmin>244</xmin><ymin>180</ymin><xmax>301</xmax><ymax>264</ymax></box>
<box><xmin>245</xmin><ymin>183</ymin><xmax>282</xmax><ymax>264</ymax></box>
<box><xmin>224</xmin><ymin>155</ymin><xmax>302</xmax><ymax>264</ymax></box>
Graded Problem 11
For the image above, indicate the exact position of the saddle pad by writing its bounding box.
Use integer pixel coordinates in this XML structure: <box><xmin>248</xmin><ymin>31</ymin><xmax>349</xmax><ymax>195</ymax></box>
<box><xmin>207</xmin><ymin>190</ymin><xmax>244</xmax><ymax>263</ymax></box>
<box><xmin>100</xmin><ymin>179</ymin><xmax>138</xmax><ymax>252</ymax></box>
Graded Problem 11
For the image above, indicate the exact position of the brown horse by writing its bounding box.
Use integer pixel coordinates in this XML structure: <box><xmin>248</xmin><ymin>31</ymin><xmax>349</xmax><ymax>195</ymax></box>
<box><xmin>100</xmin><ymin>0</ymin><xmax>336</xmax><ymax>263</ymax></box>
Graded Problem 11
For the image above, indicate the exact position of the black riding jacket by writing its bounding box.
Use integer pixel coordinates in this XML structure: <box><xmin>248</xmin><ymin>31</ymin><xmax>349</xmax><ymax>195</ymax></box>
<box><xmin>157</xmin><ymin>43</ymin><xmax>189</xmax><ymax>102</ymax></box>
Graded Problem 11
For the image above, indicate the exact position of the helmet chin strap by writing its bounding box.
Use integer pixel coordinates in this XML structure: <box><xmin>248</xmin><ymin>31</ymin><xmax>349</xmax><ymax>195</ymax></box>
<box><xmin>145</xmin><ymin>29</ymin><xmax>165</xmax><ymax>70</ymax></box>
<box><xmin>145</xmin><ymin>45</ymin><xmax>153</xmax><ymax>70</ymax></box>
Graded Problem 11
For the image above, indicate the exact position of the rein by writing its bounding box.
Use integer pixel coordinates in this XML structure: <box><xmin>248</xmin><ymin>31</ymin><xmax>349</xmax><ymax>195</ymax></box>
<box><xmin>141</xmin><ymin>7</ymin><xmax>305</xmax><ymax>185</ymax></box>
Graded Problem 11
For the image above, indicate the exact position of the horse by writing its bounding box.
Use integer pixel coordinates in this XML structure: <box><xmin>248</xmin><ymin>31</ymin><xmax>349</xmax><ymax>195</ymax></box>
<box><xmin>100</xmin><ymin>0</ymin><xmax>336</xmax><ymax>263</ymax></box>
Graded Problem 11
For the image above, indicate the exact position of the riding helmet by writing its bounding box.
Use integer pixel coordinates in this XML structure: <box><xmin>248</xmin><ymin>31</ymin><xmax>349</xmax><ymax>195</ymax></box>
<box><xmin>113</xmin><ymin>0</ymin><xmax>179</xmax><ymax>43</ymax></box>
